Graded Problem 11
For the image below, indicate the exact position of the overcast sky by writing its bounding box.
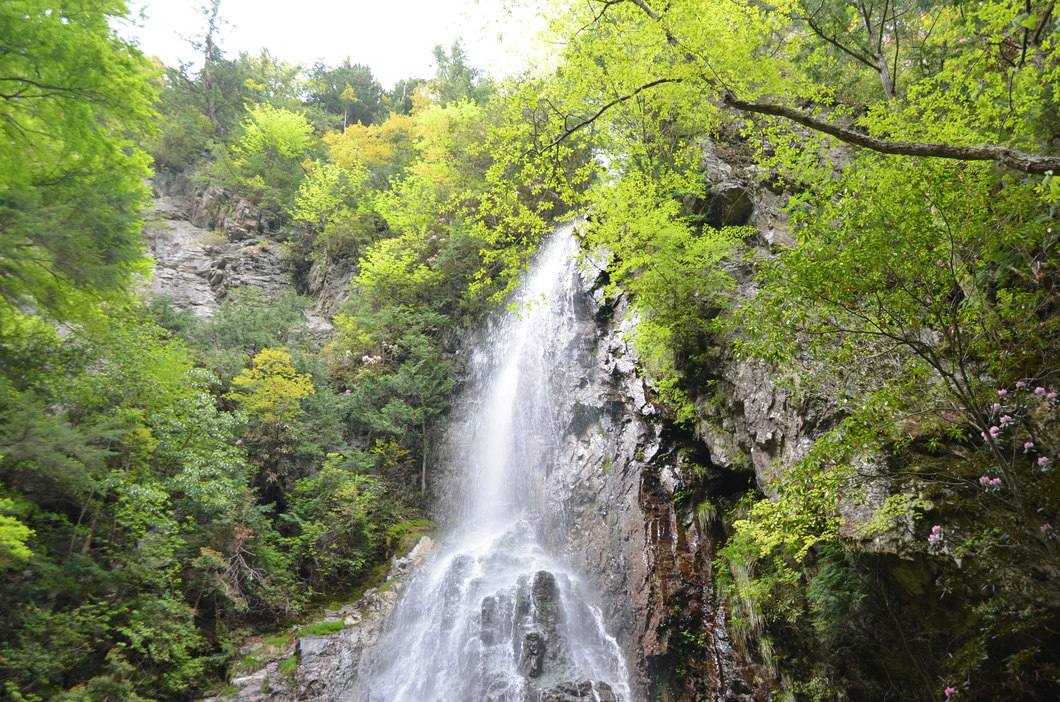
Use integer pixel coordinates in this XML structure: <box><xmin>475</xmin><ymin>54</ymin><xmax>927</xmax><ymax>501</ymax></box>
<box><xmin>122</xmin><ymin>0</ymin><xmax>548</xmax><ymax>88</ymax></box>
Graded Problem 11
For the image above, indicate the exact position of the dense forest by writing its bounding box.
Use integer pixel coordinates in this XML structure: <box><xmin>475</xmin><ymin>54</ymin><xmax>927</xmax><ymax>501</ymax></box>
<box><xmin>1</xmin><ymin>0</ymin><xmax>1058</xmax><ymax>700</ymax></box>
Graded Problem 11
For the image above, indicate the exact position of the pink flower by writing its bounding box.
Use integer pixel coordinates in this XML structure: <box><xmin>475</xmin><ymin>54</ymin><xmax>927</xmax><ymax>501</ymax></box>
<box><xmin>1038</xmin><ymin>456</ymin><xmax>1051</xmax><ymax>466</ymax></box>
<box><xmin>990</xmin><ymin>477</ymin><xmax>1001</xmax><ymax>486</ymax></box>
<box><xmin>936</xmin><ymin>259</ymin><xmax>945</xmax><ymax>267</ymax></box>
<box><xmin>345</xmin><ymin>389</ymin><xmax>351</xmax><ymax>394</ymax></box>
<box><xmin>989</xmin><ymin>426</ymin><xmax>1000</xmax><ymax>437</ymax></box>
<box><xmin>991</xmin><ymin>402</ymin><xmax>1002</xmax><ymax>411</ymax></box>
<box><xmin>1042</xmin><ymin>524</ymin><xmax>1053</xmax><ymax>533</ymax></box>
<box><xmin>980</xmin><ymin>432</ymin><xmax>988</xmax><ymax>440</ymax></box>
<box><xmin>1035</xmin><ymin>386</ymin><xmax>1046</xmax><ymax>394</ymax></box>
<box><xmin>1000</xmin><ymin>415</ymin><xmax>1013</xmax><ymax>425</ymax></box>
<box><xmin>979</xmin><ymin>475</ymin><xmax>990</xmax><ymax>485</ymax></box>
<box><xmin>1048</xmin><ymin>392</ymin><xmax>1058</xmax><ymax>400</ymax></box>
<box><xmin>236</xmin><ymin>439</ymin><xmax>243</xmax><ymax>446</ymax></box>
<box><xmin>1024</xmin><ymin>441</ymin><xmax>1035</xmax><ymax>450</ymax></box>
<box><xmin>998</xmin><ymin>388</ymin><xmax>1008</xmax><ymax>396</ymax></box>
<box><xmin>945</xmin><ymin>687</ymin><xmax>956</xmax><ymax>698</ymax></box>
<box><xmin>1016</xmin><ymin>381</ymin><xmax>1027</xmax><ymax>389</ymax></box>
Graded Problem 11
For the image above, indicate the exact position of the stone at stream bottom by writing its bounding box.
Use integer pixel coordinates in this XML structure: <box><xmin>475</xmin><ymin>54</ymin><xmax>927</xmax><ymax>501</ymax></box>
<box><xmin>535</xmin><ymin>679</ymin><xmax>617</xmax><ymax>702</ymax></box>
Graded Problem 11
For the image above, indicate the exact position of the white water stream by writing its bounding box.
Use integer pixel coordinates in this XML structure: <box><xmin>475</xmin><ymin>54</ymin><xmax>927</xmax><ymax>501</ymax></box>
<box><xmin>349</xmin><ymin>225</ymin><xmax>633</xmax><ymax>701</ymax></box>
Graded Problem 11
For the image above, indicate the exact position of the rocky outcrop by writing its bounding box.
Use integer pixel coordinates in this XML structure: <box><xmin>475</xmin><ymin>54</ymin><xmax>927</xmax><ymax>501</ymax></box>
<box><xmin>139</xmin><ymin>175</ymin><xmax>335</xmax><ymax>333</ymax></box>
<box><xmin>531</xmin><ymin>266</ymin><xmax>770</xmax><ymax>702</ymax></box>
<box><xmin>302</xmin><ymin>254</ymin><xmax>358</xmax><ymax>321</ymax></box>
<box><xmin>202</xmin><ymin>537</ymin><xmax>434</xmax><ymax>702</ymax></box>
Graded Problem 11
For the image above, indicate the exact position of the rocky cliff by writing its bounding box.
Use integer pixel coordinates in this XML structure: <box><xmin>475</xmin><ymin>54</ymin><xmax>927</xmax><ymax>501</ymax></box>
<box><xmin>140</xmin><ymin>174</ymin><xmax>353</xmax><ymax>331</ymax></box>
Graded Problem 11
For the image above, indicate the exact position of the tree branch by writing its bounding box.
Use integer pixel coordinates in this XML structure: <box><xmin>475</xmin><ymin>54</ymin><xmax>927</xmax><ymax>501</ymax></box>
<box><xmin>801</xmin><ymin>14</ymin><xmax>880</xmax><ymax>72</ymax></box>
<box><xmin>721</xmin><ymin>93</ymin><xmax>1060</xmax><ymax>173</ymax></box>
<box><xmin>551</xmin><ymin>0</ymin><xmax>1060</xmax><ymax>174</ymax></box>
<box><xmin>533</xmin><ymin>78</ymin><xmax>683</xmax><ymax>154</ymax></box>
<box><xmin>0</xmin><ymin>76</ymin><xmax>108</xmax><ymax>104</ymax></box>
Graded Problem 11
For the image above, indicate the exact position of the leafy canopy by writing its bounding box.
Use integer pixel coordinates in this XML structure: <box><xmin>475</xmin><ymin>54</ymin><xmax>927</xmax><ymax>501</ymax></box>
<box><xmin>0</xmin><ymin>0</ymin><xmax>156</xmax><ymax>322</ymax></box>
<box><xmin>227</xmin><ymin>347</ymin><xmax>316</xmax><ymax>425</ymax></box>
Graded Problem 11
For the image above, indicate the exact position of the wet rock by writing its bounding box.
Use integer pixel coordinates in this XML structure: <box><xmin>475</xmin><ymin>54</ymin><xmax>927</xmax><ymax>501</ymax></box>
<box><xmin>481</xmin><ymin>594</ymin><xmax>501</xmax><ymax>645</ymax></box>
<box><xmin>524</xmin><ymin>243</ymin><xmax>769</xmax><ymax>701</ymax></box>
<box><xmin>530</xmin><ymin>571</ymin><xmax>559</xmax><ymax>619</ymax></box>
<box><xmin>686</xmin><ymin>182</ymin><xmax>754</xmax><ymax>228</ymax></box>
<box><xmin>536</xmin><ymin>679</ymin><xmax>616</xmax><ymax>701</ymax></box>
<box><xmin>520</xmin><ymin>631</ymin><xmax>546</xmax><ymax>678</ymax></box>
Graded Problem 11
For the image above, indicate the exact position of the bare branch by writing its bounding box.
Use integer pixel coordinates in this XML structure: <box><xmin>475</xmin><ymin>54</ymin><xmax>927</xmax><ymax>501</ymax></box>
<box><xmin>721</xmin><ymin>93</ymin><xmax>1060</xmax><ymax>173</ymax></box>
<box><xmin>0</xmin><ymin>76</ymin><xmax>109</xmax><ymax>104</ymax></box>
<box><xmin>533</xmin><ymin>78</ymin><xmax>683</xmax><ymax>154</ymax></box>
<box><xmin>801</xmin><ymin>15</ymin><xmax>880</xmax><ymax>71</ymax></box>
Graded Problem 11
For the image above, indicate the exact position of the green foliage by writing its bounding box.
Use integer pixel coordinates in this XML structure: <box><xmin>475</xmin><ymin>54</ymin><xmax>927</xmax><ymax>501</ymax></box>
<box><xmin>15</xmin><ymin>0</ymin><xmax>1060</xmax><ymax>696</ymax></box>
<box><xmin>526</xmin><ymin>0</ymin><xmax>1060</xmax><ymax>697</ymax></box>
<box><xmin>278</xmin><ymin>654</ymin><xmax>298</xmax><ymax>678</ymax></box>
<box><xmin>584</xmin><ymin>169</ymin><xmax>745</xmax><ymax>422</ymax></box>
<box><xmin>0</xmin><ymin>309</ymin><xmax>265</xmax><ymax>700</ymax></box>
<box><xmin>305</xmin><ymin>59</ymin><xmax>386</xmax><ymax>129</ymax></box>
<box><xmin>0</xmin><ymin>0</ymin><xmax>156</xmax><ymax>322</ymax></box>
<box><xmin>227</xmin><ymin>348</ymin><xmax>316</xmax><ymax>426</ymax></box>
<box><xmin>208</xmin><ymin>104</ymin><xmax>318</xmax><ymax>218</ymax></box>
<box><xmin>297</xmin><ymin>621</ymin><xmax>345</xmax><ymax>637</ymax></box>
<box><xmin>175</xmin><ymin>288</ymin><xmax>314</xmax><ymax>383</ymax></box>
<box><xmin>430</xmin><ymin>42</ymin><xmax>495</xmax><ymax>106</ymax></box>
<box><xmin>290</xmin><ymin>161</ymin><xmax>383</xmax><ymax>260</ymax></box>
<box><xmin>385</xmin><ymin>518</ymin><xmax>437</xmax><ymax>552</ymax></box>
<box><xmin>281</xmin><ymin>455</ymin><xmax>394</xmax><ymax>589</ymax></box>
<box><xmin>145</xmin><ymin>91</ymin><xmax>214</xmax><ymax>172</ymax></box>
<box><xmin>0</xmin><ymin>496</ymin><xmax>34</xmax><ymax>566</ymax></box>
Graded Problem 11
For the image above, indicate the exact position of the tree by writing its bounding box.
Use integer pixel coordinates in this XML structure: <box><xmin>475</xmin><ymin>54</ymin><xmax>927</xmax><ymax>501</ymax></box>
<box><xmin>0</xmin><ymin>496</ymin><xmax>34</xmax><ymax>568</ymax></box>
<box><xmin>236</xmin><ymin>49</ymin><xmax>306</xmax><ymax>109</ymax></box>
<box><xmin>289</xmin><ymin>161</ymin><xmax>384</xmax><ymax>260</ymax></box>
<box><xmin>227</xmin><ymin>347</ymin><xmax>315</xmax><ymax>426</ymax></box>
<box><xmin>190</xmin><ymin>0</ymin><xmax>228</xmax><ymax>133</ymax></box>
<box><xmin>430</xmin><ymin>42</ymin><xmax>494</xmax><ymax>105</ymax></box>
<box><xmin>323</xmin><ymin>111</ymin><xmax>418</xmax><ymax>188</ymax></box>
<box><xmin>520</xmin><ymin>3</ymin><xmax>1060</xmax><ymax>696</ymax></box>
<box><xmin>0</xmin><ymin>310</ymin><xmax>270</xmax><ymax>699</ymax></box>
<box><xmin>220</xmin><ymin>104</ymin><xmax>318</xmax><ymax>216</ymax></box>
<box><xmin>0</xmin><ymin>0</ymin><xmax>156</xmax><ymax>322</ymax></box>
<box><xmin>306</xmin><ymin>59</ymin><xmax>385</xmax><ymax>128</ymax></box>
<box><xmin>538</xmin><ymin>0</ymin><xmax>1060</xmax><ymax>173</ymax></box>
<box><xmin>147</xmin><ymin>1</ymin><xmax>261</xmax><ymax>168</ymax></box>
<box><xmin>387</xmin><ymin>77</ymin><xmax>427</xmax><ymax>115</ymax></box>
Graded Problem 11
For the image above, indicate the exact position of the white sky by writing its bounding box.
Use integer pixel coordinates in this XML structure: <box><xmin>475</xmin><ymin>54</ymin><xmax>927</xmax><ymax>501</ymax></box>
<box><xmin>121</xmin><ymin>0</ymin><xmax>549</xmax><ymax>88</ymax></box>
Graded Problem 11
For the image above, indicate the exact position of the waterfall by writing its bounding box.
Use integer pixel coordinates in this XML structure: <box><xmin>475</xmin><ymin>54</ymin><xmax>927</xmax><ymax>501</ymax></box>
<box><xmin>348</xmin><ymin>224</ymin><xmax>633</xmax><ymax>702</ymax></box>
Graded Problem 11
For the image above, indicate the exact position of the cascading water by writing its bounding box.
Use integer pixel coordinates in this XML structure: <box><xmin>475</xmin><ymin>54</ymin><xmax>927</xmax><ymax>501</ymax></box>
<box><xmin>348</xmin><ymin>224</ymin><xmax>633</xmax><ymax>702</ymax></box>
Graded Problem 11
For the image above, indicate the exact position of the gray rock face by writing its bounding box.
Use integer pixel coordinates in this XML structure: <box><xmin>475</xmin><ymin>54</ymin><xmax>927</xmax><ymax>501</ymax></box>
<box><xmin>536</xmin><ymin>679</ymin><xmax>617</xmax><ymax>702</ymax></box>
<box><xmin>139</xmin><ymin>175</ymin><xmax>334</xmax><ymax>334</ymax></box>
